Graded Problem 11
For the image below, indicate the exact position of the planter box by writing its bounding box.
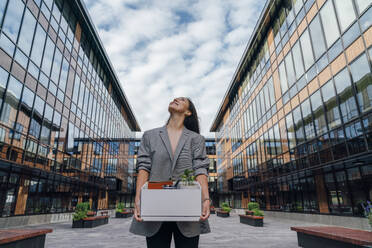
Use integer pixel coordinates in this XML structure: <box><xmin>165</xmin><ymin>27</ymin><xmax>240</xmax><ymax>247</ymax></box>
<box><xmin>72</xmin><ymin>220</ymin><xmax>83</xmax><ymax>228</ymax></box>
<box><xmin>0</xmin><ymin>229</ymin><xmax>52</xmax><ymax>248</ymax></box>
<box><xmin>210</xmin><ymin>209</ymin><xmax>216</xmax><ymax>214</ymax></box>
<box><xmin>239</xmin><ymin>215</ymin><xmax>264</xmax><ymax>227</ymax></box>
<box><xmin>216</xmin><ymin>211</ymin><xmax>230</xmax><ymax>217</ymax></box>
<box><xmin>116</xmin><ymin>211</ymin><xmax>133</xmax><ymax>218</ymax></box>
<box><xmin>140</xmin><ymin>182</ymin><xmax>201</xmax><ymax>221</ymax></box>
<box><xmin>245</xmin><ymin>210</ymin><xmax>254</xmax><ymax>216</ymax></box>
<box><xmin>72</xmin><ymin>216</ymin><xmax>109</xmax><ymax>228</ymax></box>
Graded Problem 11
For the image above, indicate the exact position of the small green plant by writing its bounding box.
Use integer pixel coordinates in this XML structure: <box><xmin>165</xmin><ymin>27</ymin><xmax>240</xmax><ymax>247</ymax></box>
<box><xmin>362</xmin><ymin>201</ymin><xmax>372</xmax><ymax>228</ymax></box>
<box><xmin>116</xmin><ymin>202</ymin><xmax>125</xmax><ymax>213</ymax></box>
<box><xmin>73</xmin><ymin>202</ymin><xmax>90</xmax><ymax>221</ymax></box>
<box><xmin>247</xmin><ymin>202</ymin><xmax>260</xmax><ymax>211</ymax></box>
<box><xmin>221</xmin><ymin>202</ymin><xmax>231</xmax><ymax>213</ymax></box>
<box><xmin>181</xmin><ymin>169</ymin><xmax>196</xmax><ymax>186</ymax></box>
<box><xmin>253</xmin><ymin>209</ymin><xmax>264</xmax><ymax>217</ymax></box>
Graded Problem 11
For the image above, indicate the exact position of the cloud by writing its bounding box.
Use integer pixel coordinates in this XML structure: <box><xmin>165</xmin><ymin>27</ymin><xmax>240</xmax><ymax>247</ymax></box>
<box><xmin>83</xmin><ymin>0</ymin><xmax>265</xmax><ymax>137</ymax></box>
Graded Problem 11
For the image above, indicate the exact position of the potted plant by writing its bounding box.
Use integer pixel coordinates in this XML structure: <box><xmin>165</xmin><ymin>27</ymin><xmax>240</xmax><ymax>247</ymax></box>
<box><xmin>217</xmin><ymin>202</ymin><xmax>231</xmax><ymax>217</ymax></box>
<box><xmin>246</xmin><ymin>202</ymin><xmax>259</xmax><ymax>216</ymax></box>
<box><xmin>116</xmin><ymin>202</ymin><xmax>132</xmax><ymax>218</ymax></box>
<box><xmin>240</xmin><ymin>208</ymin><xmax>264</xmax><ymax>227</ymax></box>
<box><xmin>72</xmin><ymin>202</ymin><xmax>89</xmax><ymax>228</ymax></box>
<box><xmin>180</xmin><ymin>169</ymin><xmax>197</xmax><ymax>188</ymax></box>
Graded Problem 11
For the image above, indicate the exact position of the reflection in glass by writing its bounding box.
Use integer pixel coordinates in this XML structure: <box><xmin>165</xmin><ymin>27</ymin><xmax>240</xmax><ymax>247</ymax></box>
<box><xmin>301</xmin><ymin>99</ymin><xmax>316</xmax><ymax>140</ymax></box>
<box><xmin>299</xmin><ymin>29</ymin><xmax>314</xmax><ymax>70</ymax></box>
<box><xmin>356</xmin><ymin>0</ymin><xmax>371</xmax><ymax>14</ymax></box>
<box><xmin>17</xmin><ymin>9</ymin><xmax>37</xmax><ymax>55</ymax></box>
<box><xmin>292</xmin><ymin>40</ymin><xmax>304</xmax><ymax>79</ymax></box>
<box><xmin>30</xmin><ymin>25</ymin><xmax>47</xmax><ymax>66</ymax></box>
<box><xmin>309</xmin><ymin>15</ymin><xmax>326</xmax><ymax>60</ymax></box>
<box><xmin>2</xmin><ymin>0</ymin><xmax>24</xmax><ymax>41</ymax></box>
<box><xmin>41</xmin><ymin>37</ymin><xmax>55</xmax><ymax>76</ymax></box>
<box><xmin>350</xmin><ymin>54</ymin><xmax>372</xmax><ymax>113</ymax></box>
<box><xmin>285</xmin><ymin>52</ymin><xmax>296</xmax><ymax>88</ymax></box>
<box><xmin>334</xmin><ymin>0</ymin><xmax>356</xmax><ymax>33</ymax></box>
<box><xmin>310</xmin><ymin>91</ymin><xmax>327</xmax><ymax>135</ymax></box>
<box><xmin>279</xmin><ymin>62</ymin><xmax>288</xmax><ymax>93</ymax></box>
<box><xmin>321</xmin><ymin>80</ymin><xmax>341</xmax><ymax>129</ymax></box>
<box><xmin>0</xmin><ymin>76</ymin><xmax>22</xmax><ymax>128</ymax></box>
<box><xmin>320</xmin><ymin>0</ymin><xmax>340</xmax><ymax>47</ymax></box>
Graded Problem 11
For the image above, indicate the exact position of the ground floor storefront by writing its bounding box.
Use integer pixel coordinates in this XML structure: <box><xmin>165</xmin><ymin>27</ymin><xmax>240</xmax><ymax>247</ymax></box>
<box><xmin>0</xmin><ymin>161</ymin><xmax>132</xmax><ymax>217</ymax></box>
<box><xmin>219</xmin><ymin>153</ymin><xmax>372</xmax><ymax>217</ymax></box>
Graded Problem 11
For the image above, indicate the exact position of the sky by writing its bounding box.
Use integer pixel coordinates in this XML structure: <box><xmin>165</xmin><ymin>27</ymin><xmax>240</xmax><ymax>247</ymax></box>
<box><xmin>83</xmin><ymin>0</ymin><xmax>265</xmax><ymax>138</ymax></box>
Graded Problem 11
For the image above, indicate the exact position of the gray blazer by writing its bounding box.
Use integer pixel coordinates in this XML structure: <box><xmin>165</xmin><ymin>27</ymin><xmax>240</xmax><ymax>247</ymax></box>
<box><xmin>129</xmin><ymin>125</ymin><xmax>211</xmax><ymax>238</ymax></box>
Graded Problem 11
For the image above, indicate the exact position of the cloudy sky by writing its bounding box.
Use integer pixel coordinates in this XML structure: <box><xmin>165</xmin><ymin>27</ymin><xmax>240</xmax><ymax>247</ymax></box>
<box><xmin>83</xmin><ymin>0</ymin><xmax>265</xmax><ymax>137</ymax></box>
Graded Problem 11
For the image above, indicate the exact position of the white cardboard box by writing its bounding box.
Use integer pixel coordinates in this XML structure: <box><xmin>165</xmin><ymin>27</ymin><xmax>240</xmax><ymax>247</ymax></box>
<box><xmin>140</xmin><ymin>182</ymin><xmax>201</xmax><ymax>221</ymax></box>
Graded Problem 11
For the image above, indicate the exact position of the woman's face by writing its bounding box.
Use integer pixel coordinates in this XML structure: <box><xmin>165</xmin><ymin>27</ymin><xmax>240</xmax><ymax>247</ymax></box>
<box><xmin>168</xmin><ymin>97</ymin><xmax>191</xmax><ymax>116</ymax></box>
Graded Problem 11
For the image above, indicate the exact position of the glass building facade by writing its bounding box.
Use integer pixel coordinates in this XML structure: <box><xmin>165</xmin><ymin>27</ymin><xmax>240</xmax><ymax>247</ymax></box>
<box><xmin>0</xmin><ymin>0</ymin><xmax>140</xmax><ymax>217</ymax></box>
<box><xmin>211</xmin><ymin>0</ymin><xmax>372</xmax><ymax>216</ymax></box>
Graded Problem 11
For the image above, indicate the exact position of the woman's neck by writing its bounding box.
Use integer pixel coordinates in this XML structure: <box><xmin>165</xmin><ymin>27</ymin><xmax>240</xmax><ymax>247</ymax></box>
<box><xmin>167</xmin><ymin>114</ymin><xmax>184</xmax><ymax>130</ymax></box>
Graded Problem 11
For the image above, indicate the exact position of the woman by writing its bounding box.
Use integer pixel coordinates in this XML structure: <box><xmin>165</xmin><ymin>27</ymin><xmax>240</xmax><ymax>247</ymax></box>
<box><xmin>129</xmin><ymin>97</ymin><xmax>211</xmax><ymax>248</ymax></box>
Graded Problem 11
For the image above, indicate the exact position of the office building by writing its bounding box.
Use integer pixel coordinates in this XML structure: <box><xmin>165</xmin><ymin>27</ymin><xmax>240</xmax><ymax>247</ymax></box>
<box><xmin>0</xmin><ymin>0</ymin><xmax>140</xmax><ymax>217</ymax></box>
<box><xmin>211</xmin><ymin>0</ymin><xmax>371</xmax><ymax>216</ymax></box>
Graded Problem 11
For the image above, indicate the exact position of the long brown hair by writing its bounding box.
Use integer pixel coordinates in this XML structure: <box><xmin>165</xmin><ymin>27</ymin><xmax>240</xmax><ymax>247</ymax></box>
<box><xmin>166</xmin><ymin>97</ymin><xmax>200</xmax><ymax>134</ymax></box>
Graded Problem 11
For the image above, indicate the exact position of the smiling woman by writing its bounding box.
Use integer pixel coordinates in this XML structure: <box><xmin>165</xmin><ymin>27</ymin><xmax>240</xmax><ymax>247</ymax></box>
<box><xmin>129</xmin><ymin>97</ymin><xmax>211</xmax><ymax>248</ymax></box>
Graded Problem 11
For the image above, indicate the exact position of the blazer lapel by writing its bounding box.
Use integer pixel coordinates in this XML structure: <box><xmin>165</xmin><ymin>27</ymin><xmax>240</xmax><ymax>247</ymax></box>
<box><xmin>171</xmin><ymin>127</ymin><xmax>190</xmax><ymax>171</ymax></box>
<box><xmin>159</xmin><ymin>125</ymin><xmax>173</xmax><ymax>162</ymax></box>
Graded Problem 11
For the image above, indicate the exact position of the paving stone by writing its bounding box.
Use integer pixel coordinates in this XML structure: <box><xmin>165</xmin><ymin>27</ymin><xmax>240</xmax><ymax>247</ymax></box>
<box><xmin>22</xmin><ymin>213</ymin><xmax>328</xmax><ymax>247</ymax></box>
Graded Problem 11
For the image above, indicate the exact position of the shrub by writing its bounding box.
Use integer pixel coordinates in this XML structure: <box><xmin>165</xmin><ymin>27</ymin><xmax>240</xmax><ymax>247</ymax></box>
<box><xmin>73</xmin><ymin>202</ymin><xmax>90</xmax><ymax>221</ymax></box>
<box><xmin>247</xmin><ymin>202</ymin><xmax>260</xmax><ymax>211</ymax></box>
<box><xmin>116</xmin><ymin>202</ymin><xmax>125</xmax><ymax>213</ymax></box>
<box><xmin>253</xmin><ymin>209</ymin><xmax>264</xmax><ymax>217</ymax></box>
<box><xmin>221</xmin><ymin>202</ymin><xmax>231</xmax><ymax>213</ymax></box>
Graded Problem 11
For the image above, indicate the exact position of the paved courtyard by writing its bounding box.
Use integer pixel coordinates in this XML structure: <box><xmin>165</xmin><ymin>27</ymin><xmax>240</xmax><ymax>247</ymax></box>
<box><xmin>27</xmin><ymin>213</ymin><xmax>321</xmax><ymax>248</ymax></box>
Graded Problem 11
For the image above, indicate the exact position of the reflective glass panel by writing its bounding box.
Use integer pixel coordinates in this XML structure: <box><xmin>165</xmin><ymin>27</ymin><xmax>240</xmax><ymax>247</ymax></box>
<box><xmin>17</xmin><ymin>9</ymin><xmax>37</xmax><ymax>55</ymax></box>
<box><xmin>334</xmin><ymin>0</ymin><xmax>356</xmax><ymax>33</ymax></box>
<box><xmin>350</xmin><ymin>54</ymin><xmax>372</xmax><ymax>113</ymax></box>
<box><xmin>300</xmin><ymin>29</ymin><xmax>314</xmax><ymax>70</ymax></box>
<box><xmin>320</xmin><ymin>1</ymin><xmax>340</xmax><ymax>47</ymax></box>
<box><xmin>309</xmin><ymin>15</ymin><xmax>326</xmax><ymax>60</ymax></box>
<box><xmin>2</xmin><ymin>0</ymin><xmax>24</xmax><ymax>41</ymax></box>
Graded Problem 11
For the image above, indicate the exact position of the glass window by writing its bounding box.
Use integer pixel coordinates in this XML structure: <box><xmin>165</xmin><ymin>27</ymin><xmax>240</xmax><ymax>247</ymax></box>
<box><xmin>355</xmin><ymin>0</ymin><xmax>371</xmax><ymax>14</ymax></box>
<box><xmin>334</xmin><ymin>68</ymin><xmax>358</xmax><ymax>122</ymax></box>
<box><xmin>310</xmin><ymin>91</ymin><xmax>327</xmax><ymax>135</ymax></box>
<box><xmin>0</xmin><ymin>76</ymin><xmax>22</xmax><ymax>127</ymax></box>
<box><xmin>0</xmin><ymin>0</ymin><xmax>7</xmax><ymax>22</ymax></box>
<box><xmin>286</xmin><ymin>113</ymin><xmax>296</xmax><ymax>149</ymax></box>
<box><xmin>285</xmin><ymin>52</ymin><xmax>296</xmax><ymax>87</ymax></box>
<box><xmin>293</xmin><ymin>106</ymin><xmax>305</xmax><ymax>143</ymax></box>
<box><xmin>334</xmin><ymin>0</ymin><xmax>356</xmax><ymax>33</ymax></box>
<box><xmin>51</xmin><ymin>48</ymin><xmax>62</xmax><ymax>83</ymax></box>
<box><xmin>2</xmin><ymin>0</ymin><xmax>24</xmax><ymax>41</ymax></box>
<box><xmin>17</xmin><ymin>9</ymin><xmax>37</xmax><ymax>56</ymax></box>
<box><xmin>359</xmin><ymin>6</ymin><xmax>372</xmax><ymax>32</ymax></box>
<box><xmin>309</xmin><ymin>15</ymin><xmax>326</xmax><ymax>60</ymax></box>
<box><xmin>292</xmin><ymin>40</ymin><xmax>305</xmax><ymax>79</ymax></box>
<box><xmin>301</xmin><ymin>99</ymin><xmax>316</xmax><ymax>139</ymax></box>
<box><xmin>299</xmin><ymin>29</ymin><xmax>314</xmax><ymax>70</ymax></box>
<box><xmin>342</xmin><ymin>22</ymin><xmax>361</xmax><ymax>49</ymax></box>
<box><xmin>322</xmin><ymin>80</ymin><xmax>341</xmax><ymax>129</ymax></box>
<box><xmin>350</xmin><ymin>54</ymin><xmax>372</xmax><ymax>113</ymax></box>
<box><xmin>0</xmin><ymin>34</ymin><xmax>15</xmax><ymax>56</ymax></box>
<box><xmin>41</xmin><ymin>37</ymin><xmax>55</xmax><ymax>76</ymax></box>
<box><xmin>320</xmin><ymin>0</ymin><xmax>340</xmax><ymax>47</ymax></box>
<box><xmin>279</xmin><ymin>61</ymin><xmax>288</xmax><ymax>93</ymax></box>
<box><xmin>30</xmin><ymin>24</ymin><xmax>47</xmax><ymax>66</ymax></box>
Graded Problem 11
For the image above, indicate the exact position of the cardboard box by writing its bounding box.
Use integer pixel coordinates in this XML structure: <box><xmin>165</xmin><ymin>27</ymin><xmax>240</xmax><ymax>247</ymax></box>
<box><xmin>140</xmin><ymin>182</ymin><xmax>201</xmax><ymax>221</ymax></box>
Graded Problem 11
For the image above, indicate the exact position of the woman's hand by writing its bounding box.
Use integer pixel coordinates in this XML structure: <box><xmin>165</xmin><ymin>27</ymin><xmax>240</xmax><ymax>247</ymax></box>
<box><xmin>134</xmin><ymin>196</ymin><xmax>143</xmax><ymax>222</ymax></box>
<box><xmin>200</xmin><ymin>199</ymin><xmax>210</xmax><ymax>221</ymax></box>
